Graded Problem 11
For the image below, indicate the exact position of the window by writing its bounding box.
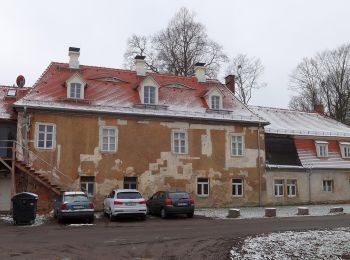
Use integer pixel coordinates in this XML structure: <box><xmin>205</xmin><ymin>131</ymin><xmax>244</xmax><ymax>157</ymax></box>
<box><xmin>231</xmin><ymin>134</ymin><xmax>244</xmax><ymax>156</ymax></box>
<box><xmin>232</xmin><ymin>179</ymin><xmax>243</xmax><ymax>197</ymax></box>
<box><xmin>100</xmin><ymin>127</ymin><xmax>117</xmax><ymax>152</ymax></box>
<box><xmin>211</xmin><ymin>95</ymin><xmax>220</xmax><ymax>109</ymax></box>
<box><xmin>144</xmin><ymin>86</ymin><xmax>156</xmax><ymax>104</ymax></box>
<box><xmin>340</xmin><ymin>142</ymin><xmax>350</xmax><ymax>158</ymax></box>
<box><xmin>274</xmin><ymin>179</ymin><xmax>284</xmax><ymax>197</ymax></box>
<box><xmin>80</xmin><ymin>176</ymin><xmax>95</xmax><ymax>196</ymax></box>
<box><xmin>287</xmin><ymin>179</ymin><xmax>297</xmax><ymax>197</ymax></box>
<box><xmin>36</xmin><ymin>123</ymin><xmax>55</xmax><ymax>149</ymax></box>
<box><xmin>7</xmin><ymin>89</ymin><xmax>16</xmax><ymax>97</ymax></box>
<box><xmin>197</xmin><ymin>178</ymin><xmax>209</xmax><ymax>196</ymax></box>
<box><xmin>315</xmin><ymin>141</ymin><xmax>328</xmax><ymax>157</ymax></box>
<box><xmin>323</xmin><ymin>180</ymin><xmax>333</xmax><ymax>192</ymax></box>
<box><xmin>123</xmin><ymin>177</ymin><xmax>137</xmax><ymax>189</ymax></box>
<box><xmin>172</xmin><ymin>130</ymin><xmax>188</xmax><ymax>154</ymax></box>
<box><xmin>69</xmin><ymin>83</ymin><xmax>82</xmax><ymax>99</ymax></box>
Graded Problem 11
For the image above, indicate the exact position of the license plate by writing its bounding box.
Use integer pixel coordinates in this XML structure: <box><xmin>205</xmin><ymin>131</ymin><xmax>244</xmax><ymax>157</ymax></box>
<box><xmin>178</xmin><ymin>203</ymin><xmax>187</xmax><ymax>206</ymax></box>
<box><xmin>74</xmin><ymin>205</ymin><xmax>84</xmax><ymax>209</ymax></box>
<box><xmin>125</xmin><ymin>202</ymin><xmax>136</xmax><ymax>206</ymax></box>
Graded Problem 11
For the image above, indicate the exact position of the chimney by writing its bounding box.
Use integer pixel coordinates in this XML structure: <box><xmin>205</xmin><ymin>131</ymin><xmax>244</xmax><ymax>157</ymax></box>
<box><xmin>194</xmin><ymin>62</ymin><xmax>206</xmax><ymax>83</ymax></box>
<box><xmin>314</xmin><ymin>104</ymin><xmax>325</xmax><ymax>115</ymax></box>
<box><xmin>68</xmin><ymin>47</ymin><xmax>80</xmax><ymax>69</ymax></box>
<box><xmin>135</xmin><ymin>55</ymin><xmax>146</xmax><ymax>76</ymax></box>
<box><xmin>225</xmin><ymin>75</ymin><xmax>235</xmax><ymax>94</ymax></box>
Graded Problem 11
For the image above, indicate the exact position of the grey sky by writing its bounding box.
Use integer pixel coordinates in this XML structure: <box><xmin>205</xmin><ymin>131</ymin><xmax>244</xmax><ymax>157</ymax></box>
<box><xmin>1</xmin><ymin>0</ymin><xmax>349</xmax><ymax>108</ymax></box>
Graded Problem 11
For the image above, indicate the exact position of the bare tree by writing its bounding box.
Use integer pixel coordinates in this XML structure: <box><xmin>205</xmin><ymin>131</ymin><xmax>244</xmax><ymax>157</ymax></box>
<box><xmin>289</xmin><ymin>43</ymin><xmax>350</xmax><ymax>123</ymax></box>
<box><xmin>226</xmin><ymin>54</ymin><xmax>265</xmax><ymax>104</ymax></box>
<box><xmin>123</xmin><ymin>7</ymin><xmax>227</xmax><ymax>78</ymax></box>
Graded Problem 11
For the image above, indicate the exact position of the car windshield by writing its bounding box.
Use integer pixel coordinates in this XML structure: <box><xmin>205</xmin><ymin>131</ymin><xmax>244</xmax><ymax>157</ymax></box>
<box><xmin>168</xmin><ymin>192</ymin><xmax>190</xmax><ymax>199</ymax></box>
<box><xmin>117</xmin><ymin>192</ymin><xmax>142</xmax><ymax>199</ymax></box>
<box><xmin>64</xmin><ymin>194</ymin><xmax>89</xmax><ymax>202</ymax></box>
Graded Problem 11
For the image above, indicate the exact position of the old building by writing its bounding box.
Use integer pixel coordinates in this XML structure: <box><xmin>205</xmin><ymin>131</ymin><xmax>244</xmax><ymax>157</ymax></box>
<box><xmin>12</xmin><ymin>48</ymin><xmax>268</xmax><ymax>210</ymax></box>
<box><xmin>251</xmin><ymin>106</ymin><xmax>350</xmax><ymax>205</ymax></box>
<box><xmin>0</xmin><ymin>85</ymin><xmax>29</xmax><ymax>211</ymax></box>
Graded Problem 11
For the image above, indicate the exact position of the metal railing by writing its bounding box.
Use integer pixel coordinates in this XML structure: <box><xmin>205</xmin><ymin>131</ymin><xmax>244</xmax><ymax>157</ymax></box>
<box><xmin>0</xmin><ymin>140</ymin><xmax>78</xmax><ymax>191</ymax></box>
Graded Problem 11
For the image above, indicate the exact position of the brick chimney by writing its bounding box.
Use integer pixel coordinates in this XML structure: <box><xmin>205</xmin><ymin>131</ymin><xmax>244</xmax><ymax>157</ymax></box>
<box><xmin>194</xmin><ymin>62</ymin><xmax>206</xmax><ymax>83</ymax></box>
<box><xmin>225</xmin><ymin>74</ymin><xmax>235</xmax><ymax>94</ymax></box>
<box><xmin>135</xmin><ymin>55</ymin><xmax>146</xmax><ymax>76</ymax></box>
<box><xmin>314</xmin><ymin>104</ymin><xmax>324</xmax><ymax>115</ymax></box>
<box><xmin>68</xmin><ymin>47</ymin><xmax>80</xmax><ymax>69</ymax></box>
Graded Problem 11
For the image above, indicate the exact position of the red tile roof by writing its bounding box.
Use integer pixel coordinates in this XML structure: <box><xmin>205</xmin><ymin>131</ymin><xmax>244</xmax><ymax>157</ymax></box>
<box><xmin>15</xmin><ymin>62</ymin><xmax>266</xmax><ymax>124</ymax></box>
<box><xmin>0</xmin><ymin>85</ymin><xmax>30</xmax><ymax>120</ymax></box>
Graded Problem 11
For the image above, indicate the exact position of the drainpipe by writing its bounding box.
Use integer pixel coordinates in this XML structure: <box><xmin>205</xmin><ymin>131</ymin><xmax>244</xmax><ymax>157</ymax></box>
<box><xmin>23</xmin><ymin>106</ymin><xmax>28</xmax><ymax>164</ymax></box>
<box><xmin>308</xmin><ymin>167</ymin><xmax>312</xmax><ymax>203</ymax></box>
<box><xmin>257</xmin><ymin>124</ymin><xmax>262</xmax><ymax>206</ymax></box>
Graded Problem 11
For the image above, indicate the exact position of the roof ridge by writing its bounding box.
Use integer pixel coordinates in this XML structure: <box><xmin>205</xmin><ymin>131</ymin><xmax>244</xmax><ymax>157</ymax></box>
<box><xmin>250</xmin><ymin>105</ymin><xmax>319</xmax><ymax>115</ymax></box>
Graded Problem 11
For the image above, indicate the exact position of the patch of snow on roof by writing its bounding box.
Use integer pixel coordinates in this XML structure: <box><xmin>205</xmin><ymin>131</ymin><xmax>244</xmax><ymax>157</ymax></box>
<box><xmin>250</xmin><ymin>106</ymin><xmax>350</xmax><ymax>137</ymax></box>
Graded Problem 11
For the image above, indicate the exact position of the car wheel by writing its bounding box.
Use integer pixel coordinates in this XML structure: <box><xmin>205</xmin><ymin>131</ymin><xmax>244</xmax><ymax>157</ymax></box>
<box><xmin>187</xmin><ymin>212</ymin><xmax>194</xmax><ymax>218</ymax></box>
<box><xmin>160</xmin><ymin>208</ymin><xmax>168</xmax><ymax>219</ymax></box>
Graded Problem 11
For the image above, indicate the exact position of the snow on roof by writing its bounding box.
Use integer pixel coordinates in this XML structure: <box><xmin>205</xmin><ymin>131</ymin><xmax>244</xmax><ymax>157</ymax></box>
<box><xmin>0</xmin><ymin>85</ymin><xmax>30</xmax><ymax>120</ymax></box>
<box><xmin>250</xmin><ymin>106</ymin><xmax>350</xmax><ymax>137</ymax></box>
<box><xmin>14</xmin><ymin>62</ymin><xmax>267</xmax><ymax>125</ymax></box>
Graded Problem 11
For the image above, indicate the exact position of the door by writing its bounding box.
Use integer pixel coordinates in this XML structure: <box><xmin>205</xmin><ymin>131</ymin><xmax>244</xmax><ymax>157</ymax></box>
<box><xmin>0</xmin><ymin>176</ymin><xmax>11</xmax><ymax>211</ymax></box>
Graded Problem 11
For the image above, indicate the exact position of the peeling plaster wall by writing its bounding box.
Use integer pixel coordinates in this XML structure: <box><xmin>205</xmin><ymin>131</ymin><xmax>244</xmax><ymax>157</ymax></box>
<box><xmin>21</xmin><ymin>112</ymin><xmax>265</xmax><ymax>209</ymax></box>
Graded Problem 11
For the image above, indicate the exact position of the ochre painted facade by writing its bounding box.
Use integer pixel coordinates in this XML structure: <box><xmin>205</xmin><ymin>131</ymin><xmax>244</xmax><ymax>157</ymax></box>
<box><xmin>17</xmin><ymin>111</ymin><xmax>266</xmax><ymax>209</ymax></box>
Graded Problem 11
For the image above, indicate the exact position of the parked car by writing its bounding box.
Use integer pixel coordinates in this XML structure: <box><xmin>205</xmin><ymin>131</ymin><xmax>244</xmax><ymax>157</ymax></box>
<box><xmin>103</xmin><ymin>189</ymin><xmax>147</xmax><ymax>220</ymax></box>
<box><xmin>53</xmin><ymin>191</ymin><xmax>94</xmax><ymax>223</ymax></box>
<box><xmin>146</xmin><ymin>191</ymin><xmax>195</xmax><ymax>219</ymax></box>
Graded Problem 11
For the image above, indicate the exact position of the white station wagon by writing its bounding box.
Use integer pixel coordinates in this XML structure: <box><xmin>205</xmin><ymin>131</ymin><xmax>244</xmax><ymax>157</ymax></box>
<box><xmin>103</xmin><ymin>189</ymin><xmax>147</xmax><ymax>220</ymax></box>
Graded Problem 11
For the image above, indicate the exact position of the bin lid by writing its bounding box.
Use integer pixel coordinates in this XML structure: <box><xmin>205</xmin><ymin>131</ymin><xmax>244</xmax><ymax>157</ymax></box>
<box><xmin>12</xmin><ymin>192</ymin><xmax>39</xmax><ymax>200</ymax></box>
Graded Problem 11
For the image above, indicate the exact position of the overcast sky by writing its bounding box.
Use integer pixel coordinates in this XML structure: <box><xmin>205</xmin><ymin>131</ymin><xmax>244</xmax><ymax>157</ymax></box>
<box><xmin>1</xmin><ymin>0</ymin><xmax>349</xmax><ymax>108</ymax></box>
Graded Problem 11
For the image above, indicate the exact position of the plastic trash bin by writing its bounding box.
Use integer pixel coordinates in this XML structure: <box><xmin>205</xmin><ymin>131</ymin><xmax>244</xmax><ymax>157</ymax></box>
<box><xmin>11</xmin><ymin>192</ymin><xmax>38</xmax><ymax>225</ymax></box>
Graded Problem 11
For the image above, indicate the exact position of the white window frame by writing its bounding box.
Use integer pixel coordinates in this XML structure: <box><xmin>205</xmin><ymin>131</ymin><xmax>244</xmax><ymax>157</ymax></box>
<box><xmin>287</xmin><ymin>179</ymin><xmax>297</xmax><ymax>197</ymax></box>
<box><xmin>211</xmin><ymin>95</ymin><xmax>221</xmax><ymax>110</ymax></box>
<box><xmin>232</xmin><ymin>179</ymin><xmax>243</xmax><ymax>197</ymax></box>
<box><xmin>35</xmin><ymin>123</ymin><xmax>56</xmax><ymax>150</ymax></box>
<box><xmin>123</xmin><ymin>177</ymin><xmax>137</xmax><ymax>189</ymax></box>
<box><xmin>80</xmin><ymin>176</ymin><xmax>95</xmax><ymax>197</ymax></box>
<box><xmin>172</xmin><ymin>130</ymin><xmax>188</xmax><ymax>154</ymax></box>
<box><xmin>69</xmin><ymin>83</ymin><xmax>82</xmax><ymax>99</ymax></box>
<box><xmin>315</xmin><ymin>141</ymin><xmax>328</xmax><ymax>158</ymax></box>
<box><xmin>143</xmin><ymin>86</ymin><xmax>156</xmax><ymax>105</ymax></box>
<box><xmin>323</xmin><ymin>180</ymin><xmax>333</xmax><ymax>192</ymax></box>
<box><xmin>274</xmin><ymin>179</ymin><xmax>284</xmax><ymax>197</ymax></box>
<box><xmin>340</xmin><ymin>142</ymin><xmax>350</xmax><ymax>158</ymax></box>
<box><xmin>100</xmin><ymin>127</ymin><xmax>117</xmax><ymax>152</ymax></box>
<box><xmin>230</xmin><ymin>134</ymin><xmax>245</xmax><ymax>156</ymax></box>
<box><xmin>197</xmin><ymin>178</ymin><xmax>209</xmax><ymax>197</ymax></box>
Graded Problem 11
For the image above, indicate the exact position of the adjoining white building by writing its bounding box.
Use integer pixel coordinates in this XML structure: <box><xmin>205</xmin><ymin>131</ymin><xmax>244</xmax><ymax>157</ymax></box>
<box><xmin>251</xmin><ymin>106</ymin><xmax>350</xmax><ymax>205</ymax></box>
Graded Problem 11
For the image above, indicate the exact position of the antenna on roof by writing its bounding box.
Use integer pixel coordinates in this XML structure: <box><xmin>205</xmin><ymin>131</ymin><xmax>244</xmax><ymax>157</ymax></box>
<box><xmin>16</xmin><ymin>75</ymin><xmax>25</xmax><ymax>88</ymax></box>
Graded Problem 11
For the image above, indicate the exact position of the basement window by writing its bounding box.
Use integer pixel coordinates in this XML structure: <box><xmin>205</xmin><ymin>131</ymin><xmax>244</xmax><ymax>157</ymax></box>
<box><xmin>80</xmin><ymin>176</ymin><xmax>95</xmax><ymax>196</ymax></box>
<box><xmin>232</xmin><ymin>179</ymin><xmax>243</xmax><ymax>197</ymax></box>
<box><xmin>123</xmin><ymin>177</ymin><xmax>137</xmax><ymax>189</ymax></box>
<box><xmin>197</xmin><ymin>178</ymin><xmax>209</xmax><ymax>197</ymax></box>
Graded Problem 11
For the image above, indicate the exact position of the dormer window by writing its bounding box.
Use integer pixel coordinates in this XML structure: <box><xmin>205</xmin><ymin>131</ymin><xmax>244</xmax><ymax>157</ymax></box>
<box><xmin>69</xmin><ymin>83</ymin><xmax>82</xmax><ymax>99</ymax></box>
<box><xmin>143</xmin><ymin>86</ymin><xmax>156</xmax><ymax>104</ymax></box>
<box><xmin>211</xmin><ymin>95</ymin><xmax>220</xmax><ymax>109</ymax></box>
<box><xmin>7</xmin><ymin>89</ymin><xmax>16</xmax><ymax>97</ymax></box>
<box><xmin>339</xmin><ymin>142</ymin><xmax>350</xmax><ymax>158</ymax></box>
<box><xmin>315</xmin><ymin>141</ymin><xmax>328</xmax><ymax>157</ymax></box>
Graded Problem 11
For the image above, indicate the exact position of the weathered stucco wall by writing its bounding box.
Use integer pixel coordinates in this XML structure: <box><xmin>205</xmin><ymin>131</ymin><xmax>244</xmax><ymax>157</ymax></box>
<box><xmin>265</xmin><ymin>169</ymin><xmax>350</xmax><ymax>205</ymax></box>
<box><xmin>18</xmin><ymin>111</ymin><xmax>265</xmax><ymax>209</ymax></box>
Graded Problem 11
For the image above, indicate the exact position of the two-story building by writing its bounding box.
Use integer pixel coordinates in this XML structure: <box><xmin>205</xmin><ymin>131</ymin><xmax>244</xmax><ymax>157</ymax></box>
<box><xmin>12</xmin><ymin>48</ymin><xmax>268</xmax><ymax>210</ymax></box>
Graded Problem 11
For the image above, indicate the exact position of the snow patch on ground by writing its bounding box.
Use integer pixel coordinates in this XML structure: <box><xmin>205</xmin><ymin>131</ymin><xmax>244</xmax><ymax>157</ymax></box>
<box><xmin>0</xmin><ymin>214</ymin><xmax>51</xmax><ymax>226</ymax></box>
<box><xmin>195</xmin><ymin>204</ymin><xmax>350</xmax><ymax>219</ymax></box>
<box><xmin>230</xmin><ymin>227</ymin><xmax>350</xmax><ymax>259</ymax></box>
<box><xmin>68</xmin><ymin>224</ymin><xmax>94</xmax><ymax>227</ymax></box>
